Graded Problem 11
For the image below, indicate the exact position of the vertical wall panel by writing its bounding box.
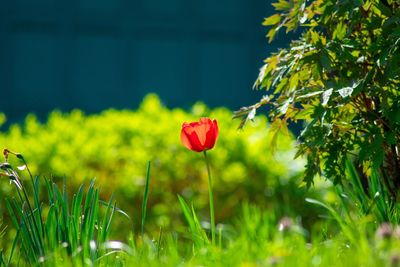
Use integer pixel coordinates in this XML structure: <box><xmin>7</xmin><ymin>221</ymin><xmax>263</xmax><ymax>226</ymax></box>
<box><xmin>14</xmin><ymin>0</ymin><xmax>57</xmax><ymax>19</ymax></box>
<box><xmin>135</xmin><ymin>40</ymin><xmax>190</xmax><ymax>106</ymax></box>
<box><xmin>74</xmin><ymin>36</ymin><xmax>125</xmax><ymax>111</ymax></box>
<box><xmin>78</xmin><ymin>0</ymin><xmax>121</xmax><ymax>20</ymax></box>
<box><xmin>12</xmin><ymin>33</ymin><xmax>61</xmax><ymax>112</ymax></box>
<box><xmin>141</xmin><ymin>0</ymin><xmax>184</xmax><ymax>18</ymax></box>
<box><xmin>199</xmin><ymin>42</ymin><xmax>252</xmax><ymax>107</ymax></box>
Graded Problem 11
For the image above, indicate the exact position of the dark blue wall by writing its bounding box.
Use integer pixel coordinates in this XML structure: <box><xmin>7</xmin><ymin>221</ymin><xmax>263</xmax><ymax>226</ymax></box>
<box><xmin>0</xmin><ymin>0</ymin><xmax>283</xmax><ymax>122</ymax></box>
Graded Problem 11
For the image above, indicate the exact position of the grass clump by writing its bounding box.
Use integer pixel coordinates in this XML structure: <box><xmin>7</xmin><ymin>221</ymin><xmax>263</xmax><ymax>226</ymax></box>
<box><xmin>0</xmin><ymin>151</ymin><xmax>125</xmax><ymax>266</ymax></box>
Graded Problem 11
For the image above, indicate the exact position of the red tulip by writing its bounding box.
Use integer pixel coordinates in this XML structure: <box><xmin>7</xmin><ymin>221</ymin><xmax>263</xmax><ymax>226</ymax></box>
<box><xmin>180</xmin><ymin>118</ymin><xmax>219</xmax><ymax>152</ymax></box>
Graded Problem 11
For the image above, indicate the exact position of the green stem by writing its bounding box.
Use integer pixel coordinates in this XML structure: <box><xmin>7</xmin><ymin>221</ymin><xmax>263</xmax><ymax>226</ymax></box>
<box><xmin>203</xmin><ymin>150</ymin><xmax>216</xmax><ymax>245</ymax></box>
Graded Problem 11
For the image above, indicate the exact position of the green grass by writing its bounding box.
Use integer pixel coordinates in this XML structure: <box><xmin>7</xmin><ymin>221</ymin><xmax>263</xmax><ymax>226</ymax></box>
<box><xmin>1</xmin><ymin>151</ymin><xmax>400</xmax><ymax>266</ymax></box>
<box><xmin>141</xmin><ymin>161</ymin><xmax>151</xmax><ymax>239</ymax></box>
<box><xmin>4</xmin><ymin>203</ymin><xmax>398</xmax><ymax>267</ymax></box>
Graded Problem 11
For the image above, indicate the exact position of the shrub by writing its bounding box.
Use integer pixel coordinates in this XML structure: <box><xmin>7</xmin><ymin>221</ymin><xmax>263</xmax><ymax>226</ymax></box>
<box><xmin>236</xmin><ymin>0</ymin><xmax>400</xmax><ymax>198</ymax></box>
<box><xmin>0</xmin><ymin>94</ymin><xmax>311</xmax><ymax>233</ymax></box>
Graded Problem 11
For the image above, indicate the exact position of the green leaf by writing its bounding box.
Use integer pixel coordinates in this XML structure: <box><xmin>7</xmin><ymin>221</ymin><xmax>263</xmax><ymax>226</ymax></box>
<box><xmin>333</xmin><ymin>21</ymin><xmax>347</xmax><ymax>40</ymax></box>
<box><xmin>177</xmin><ymin>195</ymin><xmax>209</xmax><ymax>246</ymax></box>
<box><xmin>375</xmin><ymin>2</ymin><xmax>393</xmax><ymax>17</ymax></box>
<box><xmin>267</xmin><ymin>28</ymin><xmax>277</xmax><ymax>43</ymax></box>
<box><xmin>319</xmin><ymin>52</ymin><xmax>332</xmax><ymax>72</ymax></box>
<box><xmin>177</xmin><ymin>195</ymin><xmax>196</xmax><ymax>234</ymax></box>
<box><xmin>262</xmin><ymin>14</ymin><xmax>281</xmax><ymax>26</ymax></box>
<box><xmin>386</xmin><ymin>132</ymin><xmax>397</xmax><ymax>145</ymax></box>
<box><xmin>272</xmin><ymin>0</ymin><xmax>291</xmax><ymax>10</ymax></box>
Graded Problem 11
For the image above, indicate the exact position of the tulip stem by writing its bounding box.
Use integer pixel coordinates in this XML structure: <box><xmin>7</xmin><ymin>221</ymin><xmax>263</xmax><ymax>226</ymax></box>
<box><xmin>203</xmin><ymin>150</ymin><xmax>216</xmax><ymax>245</ymax></box>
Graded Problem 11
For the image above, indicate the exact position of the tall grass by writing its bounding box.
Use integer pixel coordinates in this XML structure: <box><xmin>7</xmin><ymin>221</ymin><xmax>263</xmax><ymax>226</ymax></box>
<box><xmin>336</xmin><ymin>159</ymin><xmax>397</xmax><ymax>223</ymax></box>
<box><xmin>0</xmin><ymin>150</ymin><xmax>126</xmax><ymax>265</ymax></box>
<box><xmin>1</xmin><ymin>150</ymin><xmax>400</xmax><ymax>266</ymax></box>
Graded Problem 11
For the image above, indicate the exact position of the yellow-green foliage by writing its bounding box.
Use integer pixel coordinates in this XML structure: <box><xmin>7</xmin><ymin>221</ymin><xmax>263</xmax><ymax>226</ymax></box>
<box><xmin>0</xmin><ymin>94</ymin><xmax>305</xmax><ymax>230</ymax></box>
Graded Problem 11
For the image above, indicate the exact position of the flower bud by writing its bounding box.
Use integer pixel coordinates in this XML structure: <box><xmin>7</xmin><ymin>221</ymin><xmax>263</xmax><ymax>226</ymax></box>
<box><xmin>278</xmin><ymin>217</ymin><xmax>293</xmax><ymax>232</ymax></box>
<box><xmin>376</xmin><ymin>223</ymin><xmax>392</xmax><ymax>239</ymax></box>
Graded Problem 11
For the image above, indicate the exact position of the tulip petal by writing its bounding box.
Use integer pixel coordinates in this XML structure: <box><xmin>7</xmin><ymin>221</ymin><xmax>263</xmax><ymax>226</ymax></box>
<box><xmin>195</xmin><ymin>120</ymin><xmax>211</xmax><ymax>146</ymax></box>
<box><xmin>200</xmin><ymin>118</ymin><xmax>212</xmax><ymax>124</ymax></box>
<box><xmin>204</xmin><ymin>119</ymin><xmax>218</xmax><ymax>149</ymax></box>
<box><xmin>180</xmin><ymin>128</ymin><xmax>193</xmax><ymax>150</ymax></box>
<box><xmin>204</xmin><ymin>129</ymin><xmax>215</xmax><ymax>150</ymax></box>
<box><xmin>212</xmin><ymin>119</ymin><xmax>219</xmax><ymax>140</ymax></box>
<box><xmin>181</xmin><ymin>125</ymin><xmax>204</xmax><ymax>152</ymax></box>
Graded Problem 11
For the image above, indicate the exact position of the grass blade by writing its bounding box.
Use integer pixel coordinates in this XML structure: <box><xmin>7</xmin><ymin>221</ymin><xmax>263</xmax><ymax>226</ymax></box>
<box><xmin>8</xmin><ymin>228</ymin><xmax>20</xmax><ymax>265</ymax></box>
<box><xmin>99</xmin><ymin>200</ymin><xmax>130</xmax><ymax>220</ymax></box>
<box><xmin>100</xmin><ymin>193</ymin><xmax>114</xmax><ymax>243</ymax></box>
<box><xmin>306</xmin><ymin>198</ymin><xmax>356</xmax><ymax>245</ymax></box>
<box><xmin>191</xmin><ymin>204</ymin><xmax>209</xmax><ymax>245</ymax></box>
<box><xmin>141</xmin><ymin>161</ymin><xmax>151</xmax><ymax>238</ymax></box>
<box><xmin>177</xmin><ymin>195</ymin><xmax>196</xmax><ymax>233</ymax></box>
<box><xmin>0</xmin><ymin>250</ymin><xmax>6</xmax><ymax>266</ymax></box>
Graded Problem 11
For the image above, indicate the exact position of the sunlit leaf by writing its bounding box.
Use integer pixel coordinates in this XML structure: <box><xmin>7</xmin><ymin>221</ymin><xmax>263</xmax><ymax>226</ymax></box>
<box><xmin>321</xmin><ymin>88</ymin><xmax>333</xmax><ymax>106</ymax></box>
<box><xmin>338</xmin><ymin>87</ymin><xmax>353</xmax><ymax>98</ymax></box>
<box><xmin>262</xmin><ymin>14</ymin><xmax>281</xmax><ymax>26</ymax></box>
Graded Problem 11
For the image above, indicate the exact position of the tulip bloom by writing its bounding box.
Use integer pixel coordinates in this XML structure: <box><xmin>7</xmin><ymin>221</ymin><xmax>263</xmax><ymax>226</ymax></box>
<box><xmin>180</xmin><ymin>118</ymin><xmax>219</xmax><ymax>152</ymax></box>
<box><xmin>180</xmin><ymin>117</ymin><xmax>218</xmax><ymax>245</ymax></box>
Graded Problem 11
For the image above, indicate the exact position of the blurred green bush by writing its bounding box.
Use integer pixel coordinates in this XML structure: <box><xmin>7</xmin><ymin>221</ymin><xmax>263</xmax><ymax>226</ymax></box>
<box><xmin>0</xmin><ymin>94</ymin><xmax>315</xmax><ymax>234</ymax></box>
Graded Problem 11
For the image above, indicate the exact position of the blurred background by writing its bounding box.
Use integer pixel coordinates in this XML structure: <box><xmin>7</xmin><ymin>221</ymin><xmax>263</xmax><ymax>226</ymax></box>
<box><xmin>0</xmin><ymin>0</ymin><xmax>290</xmax><ymax>123</ymax></box>
<box><xmin>0</xmin><ymin>1</ymin><xmax>322</xmax><ymax>240</ymax></box>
